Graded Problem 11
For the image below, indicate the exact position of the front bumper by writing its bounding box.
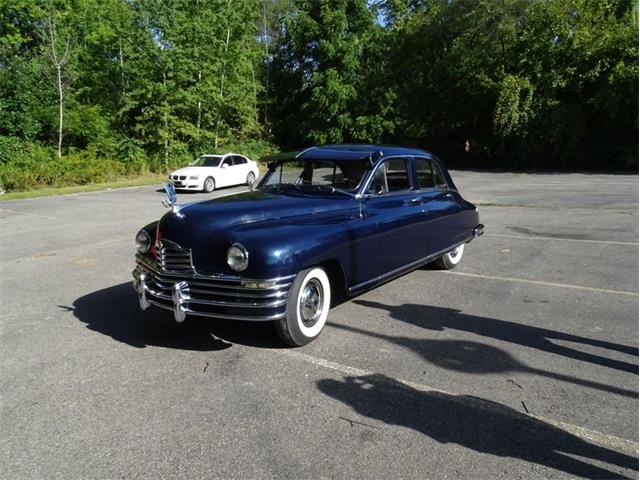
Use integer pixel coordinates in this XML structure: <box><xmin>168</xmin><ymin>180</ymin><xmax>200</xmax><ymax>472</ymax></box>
<box><xmin>169</xmin><ymin>179</ymin><xmax>201</xmax><ymax>190</ymax></box>
<box><xmin>132</xmin><ymin>257</ymin><xmax>294</xmax><ymax>323</ymax></box>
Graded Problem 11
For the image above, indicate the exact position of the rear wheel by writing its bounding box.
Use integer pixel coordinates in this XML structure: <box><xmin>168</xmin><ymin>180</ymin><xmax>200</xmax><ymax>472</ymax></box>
<box><xmin>203</xmin><ymin>177</ymin><xmax>215</xmax><ymax>193</ymax></box>
<box><xmin>434</xmin><ymin>244</ymin><xmax>465</xmax><ymax>270</ymax></box>
<box><xmin>276</xmin><ymin>267</ymin><xmax>331</xmax><ymax>347</ymax></box>
<box><xmin>246</xmin><ymin>171</ymin><xmax>256</xmax><ymax>186</ymax></box>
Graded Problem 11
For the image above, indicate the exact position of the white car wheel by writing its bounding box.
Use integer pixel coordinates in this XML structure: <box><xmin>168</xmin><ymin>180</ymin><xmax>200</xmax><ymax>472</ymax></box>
<box><xmin>276</xmin><ymin>267</ymin><xmax>331</xmax><ymax>346</ymax></box>
<box><xmin>203</xmin><ymin>177</ymin><xmax>215</xmax><ymax>193</ymax></box>
<box><xmin>434</xmin><ymin>244</ymin><xmax>465</xmax><ymax>270</ymax></box>
<box><xmin>246</xmin><ymin>171</ymin><xmax>256</xmax><ymax>186</ymax></box>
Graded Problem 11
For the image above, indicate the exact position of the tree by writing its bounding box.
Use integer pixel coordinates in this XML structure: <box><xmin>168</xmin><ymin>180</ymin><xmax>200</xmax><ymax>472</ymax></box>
<box><xmin>41</xmin><ymin>1</ymin><xmax>74</xmax><ymax>159</ymax></box>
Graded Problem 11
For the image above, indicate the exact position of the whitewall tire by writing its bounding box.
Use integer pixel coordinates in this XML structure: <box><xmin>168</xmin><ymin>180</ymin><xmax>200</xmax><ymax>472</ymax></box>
<box><xmin>434</xmin><ymin>244</ymin><xmax>465</xmax><ymax>270</ymax></box>
<box><xmin>276</xmin><ymin>267</ymin><xmax>331</xmax><ymax>346</ymax></box>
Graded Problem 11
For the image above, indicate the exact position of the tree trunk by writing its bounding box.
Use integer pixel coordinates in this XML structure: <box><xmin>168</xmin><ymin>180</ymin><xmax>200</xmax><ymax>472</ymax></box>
<box><xmin>163</xmin><ymin>70</ymin><xmax>169</xmax><ymax>170</ymax></box>
<box><xmin>119</xmin><ymin>39</ymin><xmax>125</xmax><ymax>96</ymax></box>
<box><xmin>214</xmin><ymin>0</ymin><xmax>232</xmax><ymax>149</ymax></box>
<box><xmin>197</xmin><ymin>69</ymin><xmax>202</xmax><ymax>131</ymax></box>
<box><xmin>262</xmin><ymin>0</ymin><xmax>269</xmax><ymax>128</ymax></box>
<box><xmin>56</xmin><ymin>64</ymin><xmax>63</xmax><ymax>159</ymax></box>
<box><xmin>214</xmin><ymin>27</ymin><xmax>231</xmax><ymax>149</ymax></box>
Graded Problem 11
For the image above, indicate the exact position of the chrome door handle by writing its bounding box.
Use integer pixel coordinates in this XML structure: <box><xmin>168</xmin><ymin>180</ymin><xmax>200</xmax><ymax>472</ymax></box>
<box><xmin>444</xmin><ymin>192</ymin><xmax>453</xmax><ymax>198</ymax></box>
<box><xmin>407</xmin><ymin>197</ymin><xmax>422</xmax><ymax>205</ymax></box>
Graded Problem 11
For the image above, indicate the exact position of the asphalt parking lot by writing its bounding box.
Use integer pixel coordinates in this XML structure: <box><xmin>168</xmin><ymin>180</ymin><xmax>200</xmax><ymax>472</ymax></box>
<box><xmin>1</xmin><ymin>171</ymin><xmax>638</xmax><ymax>479</ymax></box>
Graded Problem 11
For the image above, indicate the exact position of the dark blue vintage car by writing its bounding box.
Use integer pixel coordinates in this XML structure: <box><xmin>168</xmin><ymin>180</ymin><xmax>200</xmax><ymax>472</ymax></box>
<box><xmin>133</xmin><ymin>144</ymin><xmax>483</xmax><ymax>346</ymax></box>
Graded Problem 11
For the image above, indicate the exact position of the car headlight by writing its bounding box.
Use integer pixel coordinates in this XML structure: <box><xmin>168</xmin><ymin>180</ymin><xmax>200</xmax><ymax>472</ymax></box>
<box><xmin>189</xmin><ymin>175</ymin><xmax>199</xmax><ymax>180</ymax></box>
<box><xmin>227</xmin><ymin>243</ymin><xmax>249</xmax><ymax>272</ymax></box>
<box><xmin>136</xmin><ymin>229</ymin><xmax>151</xmax><ymax>254</ymax></box>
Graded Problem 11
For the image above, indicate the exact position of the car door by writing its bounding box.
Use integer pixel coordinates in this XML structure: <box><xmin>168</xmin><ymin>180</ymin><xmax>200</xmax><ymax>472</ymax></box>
<box><xmin>232</xmin><ymin>155</ymin><xmax>249</xmax><ymax>184</ymax></box>
<box><xmin>359</xmin><ymin>157</ymin><xmax>425</xmax><ymax>281</ymax></box>
<box><xmin>414</xmin><ymin>156</ymin><xmax>461</xmax><ymax>255</ymax></box>
<box><xmin>219</xmin><ymin>156</ymin><xmax>233</xmax><ymax>187</ymax></box>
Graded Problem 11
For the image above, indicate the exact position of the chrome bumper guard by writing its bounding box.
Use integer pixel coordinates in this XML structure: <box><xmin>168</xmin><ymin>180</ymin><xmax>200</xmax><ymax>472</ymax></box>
<box><xmin>132</xmin><ymin>258</ymin><xmax>294</xmax><ymax>323</ymax></box>
<box><xmin>473</xmin><ymin>224</ymin><xmax>484</xmax><ymax>238</ymax></box>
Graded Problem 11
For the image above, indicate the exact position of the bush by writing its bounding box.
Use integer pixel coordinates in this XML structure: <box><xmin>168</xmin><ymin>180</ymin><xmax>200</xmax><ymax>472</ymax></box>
<box><xmin>0</xmin><ymin>137</ymin><xmax>281</xmax><ymax>193</ymax></box>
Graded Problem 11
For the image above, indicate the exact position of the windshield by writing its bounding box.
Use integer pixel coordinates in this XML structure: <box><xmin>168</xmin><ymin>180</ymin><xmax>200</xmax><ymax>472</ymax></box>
<box><xmin>189</xmin><ymin>156</ymin><xmax>221</xmax><ymax>167</ymax></box>
<box><xmin>259</xmin><ymin>159</ymin><xmax>369</xmax><ymax>194</ymax></box>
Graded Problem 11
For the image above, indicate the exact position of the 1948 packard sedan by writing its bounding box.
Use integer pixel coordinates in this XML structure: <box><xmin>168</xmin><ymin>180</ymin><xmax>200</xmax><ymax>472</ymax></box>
<box><xmin>133</xmin><ymin>144</ymin><xmax>483</xmax><ymax>346</ymax></box>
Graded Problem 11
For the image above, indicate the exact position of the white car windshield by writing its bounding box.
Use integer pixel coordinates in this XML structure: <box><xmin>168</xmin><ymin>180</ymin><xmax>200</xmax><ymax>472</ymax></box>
<box><xmin>190</xmin><ymin>156</ymin><xmax>222</xmax><ymax>167</ymax></box>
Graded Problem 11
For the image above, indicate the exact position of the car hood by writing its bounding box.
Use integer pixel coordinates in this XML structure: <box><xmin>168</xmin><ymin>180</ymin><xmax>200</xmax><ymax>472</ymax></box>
<box><xmin>157</xmin><ymin>190</ymin><xmax>358</xmax><ymax>271</ymax></box>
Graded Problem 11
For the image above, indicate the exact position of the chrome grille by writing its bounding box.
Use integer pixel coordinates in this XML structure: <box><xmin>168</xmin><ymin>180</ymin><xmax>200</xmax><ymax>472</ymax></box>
<box><xmin>157</xmin><ymin>240</ymin><xmax>193</xmax><ymax>272</ymax></box>
<box><xmin>133</xmin><ymin>258</ymin><xmax>294</xmax><ymax>321</ymax></box>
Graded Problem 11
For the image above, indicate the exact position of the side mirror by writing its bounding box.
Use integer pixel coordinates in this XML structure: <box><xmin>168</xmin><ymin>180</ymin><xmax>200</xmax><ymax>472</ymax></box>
<box><xmin>221</xmin><ymin>163</ymin><xmax>228</xmax><ymax>169</ymax></box>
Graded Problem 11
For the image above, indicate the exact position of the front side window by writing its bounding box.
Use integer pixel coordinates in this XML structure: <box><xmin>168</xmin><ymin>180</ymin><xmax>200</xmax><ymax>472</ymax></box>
<box><xmin>190</xmin><ymin>156</ymin><xmax>221</xmax><ymax>167</ymax></box>
<box><xmin>367</xmin><ymin>158</ymin><xmax>411</xmax><ymax>195</ymax></box>
<box><xmin>232</xmin><ymin>156</ymin><xmax>247</xmax><ymax>165</ymax></box>
<box><xmin>415</xmin><ymin>157</ymin><xmax>448</xmax><ymax>189</ymax></box>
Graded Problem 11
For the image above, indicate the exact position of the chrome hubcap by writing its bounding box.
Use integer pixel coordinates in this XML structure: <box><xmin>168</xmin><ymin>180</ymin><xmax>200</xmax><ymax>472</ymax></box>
<box><xmin>299</xmin><ymin>279</ymin><xmax>324</xmax><ymax>326</ymax></box>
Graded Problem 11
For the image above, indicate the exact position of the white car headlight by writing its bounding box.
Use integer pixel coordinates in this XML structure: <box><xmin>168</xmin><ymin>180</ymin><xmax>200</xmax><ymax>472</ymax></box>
<box><xmin>227</xmin><ymin>243</ymin><xmax>249</xmax><ymax>272</ymax></box>
<box><xmin>136</xmin><ymin>229</ymin><xmax>151</xmax><ymax>254</ymax></box>
<box><xmin>189</xmin><ymin>175</ymin><xmax>199</xmax><ymax>180</ymax></box>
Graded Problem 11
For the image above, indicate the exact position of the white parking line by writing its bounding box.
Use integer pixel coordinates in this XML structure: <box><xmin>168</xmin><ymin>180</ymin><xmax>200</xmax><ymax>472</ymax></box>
<box><xmin>442</xmin><ymin>271</ymin><xmax>639</xmax><ymax>297</ymax></box>
<box><xmin>276</xmin><ymin>349</ymin><xmax>639</xmax><ymax>456</ymax></box>
<box><xmin>486</xmin><ymin>233</ymin><xmax>638</xmax><ymax>247</ymax></box>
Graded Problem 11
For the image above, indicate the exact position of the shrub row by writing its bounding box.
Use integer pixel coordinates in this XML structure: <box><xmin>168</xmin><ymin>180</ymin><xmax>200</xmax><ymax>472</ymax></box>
<box><xmin>0</xmin><ymin>137</ymin><xmax>278</xmax><ymax>192</ymax></box>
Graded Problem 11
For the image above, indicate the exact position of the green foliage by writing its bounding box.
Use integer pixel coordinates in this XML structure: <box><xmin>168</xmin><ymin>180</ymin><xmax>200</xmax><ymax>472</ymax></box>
<box><xmin>0</xmin><ymin>0</ymin><xmax>637</xmax><ymax>193</ymax></box>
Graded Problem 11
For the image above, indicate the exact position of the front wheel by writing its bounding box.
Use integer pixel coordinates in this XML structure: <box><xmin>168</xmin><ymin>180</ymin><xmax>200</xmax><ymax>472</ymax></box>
<box><xmin>276</xmin><ymin>267</ymin><xmax>331</xmax><ymax>346</ymax></box>
<box><xmin>203</xmin><ymin>177</ymin><xmax>215</xmax><ymax>193</ymax></box>
<box><xmin>434</xmin><ymin>244</ymin><xmax>465</xmax><ymax>270</ymax></box>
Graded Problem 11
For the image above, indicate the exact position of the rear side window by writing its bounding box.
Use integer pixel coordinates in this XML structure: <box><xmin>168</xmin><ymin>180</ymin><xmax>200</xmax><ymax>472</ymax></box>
<box><xmin>367</xmin><ymin>158</ymin><xmax>411</xmax><ymax>194</ymax></box>
<box><xmin>232</xmin><ymin>156</ymin><xmax>247</xmax><ymax>165</ymax></box>
<box><xmin>415</xmin><ymin>157</ymin><xmax>448</xmax><ymax>189</ymax></box>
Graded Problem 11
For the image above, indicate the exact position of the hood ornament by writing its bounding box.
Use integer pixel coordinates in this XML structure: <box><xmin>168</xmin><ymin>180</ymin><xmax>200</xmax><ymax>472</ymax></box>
<box><xmin>162</xmin><ymin>182</ymin><xmax>184</xmax><ymax>217</ymax></box>
<box><xmin>162</xmin><ymin>182</ymin><xmax>178</xmax><ymax>209</ymax></box>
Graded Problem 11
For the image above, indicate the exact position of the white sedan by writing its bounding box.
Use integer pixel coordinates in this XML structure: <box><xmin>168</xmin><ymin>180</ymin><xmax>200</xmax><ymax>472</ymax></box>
<box><xmin>168</xmin><ymin>153</ymin><xmax>260</xmax><ymax>192</ymax></box>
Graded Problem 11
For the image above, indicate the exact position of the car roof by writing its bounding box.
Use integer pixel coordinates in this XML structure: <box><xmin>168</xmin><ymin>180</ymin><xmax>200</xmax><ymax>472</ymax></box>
<box><xmin>262</xmin><ymin>144</ymin><xmax>434</xmax><ymax>162</ymax></box>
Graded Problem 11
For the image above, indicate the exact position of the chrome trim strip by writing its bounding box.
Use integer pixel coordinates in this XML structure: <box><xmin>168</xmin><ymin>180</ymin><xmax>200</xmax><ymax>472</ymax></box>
<box><xmin>141</xmin><ymin>285</ymin><xmax>287</xmax><ymax>309</ymax></box>
<box><xmin>144</xmin><ymin>297</ymin><xmax>286</xmax><ymax>322</ymax></box>
<box><xmin>188</xmin><ymin>287</ymin><xmax>289</xmax><ymax>299</ymax></box>
<box><xmin>135</xmin><ymin>255</ymin><xmax>295</xmax><ymax>285</ymax></box>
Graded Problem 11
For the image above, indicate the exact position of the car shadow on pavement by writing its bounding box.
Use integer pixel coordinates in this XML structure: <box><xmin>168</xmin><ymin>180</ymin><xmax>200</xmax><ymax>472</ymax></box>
<box><xmin>66</xmin><ymin>282</ymin><xmax>284</xmax><ymax>350</ymax></box>
<box><xmin>329</xmin><ymin>320</ymin><xmax>637</xmax><ymax>398</ymax></box>
<box><xmin>317</xmin><ymin>373</ymin><xmax>638</xmax><ymax>479</ymax></box>
<box><xmin>354</xmin><ymin>299</ymin><xmax>639</xmax><ymax>375</ymax></box>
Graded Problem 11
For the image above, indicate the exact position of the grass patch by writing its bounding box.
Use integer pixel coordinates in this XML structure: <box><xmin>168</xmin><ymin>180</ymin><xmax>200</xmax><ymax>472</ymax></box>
<box><xmin>0</xmin><ymin>173</ymin><xmax>167</xmax><ymax>200</ymax></box>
